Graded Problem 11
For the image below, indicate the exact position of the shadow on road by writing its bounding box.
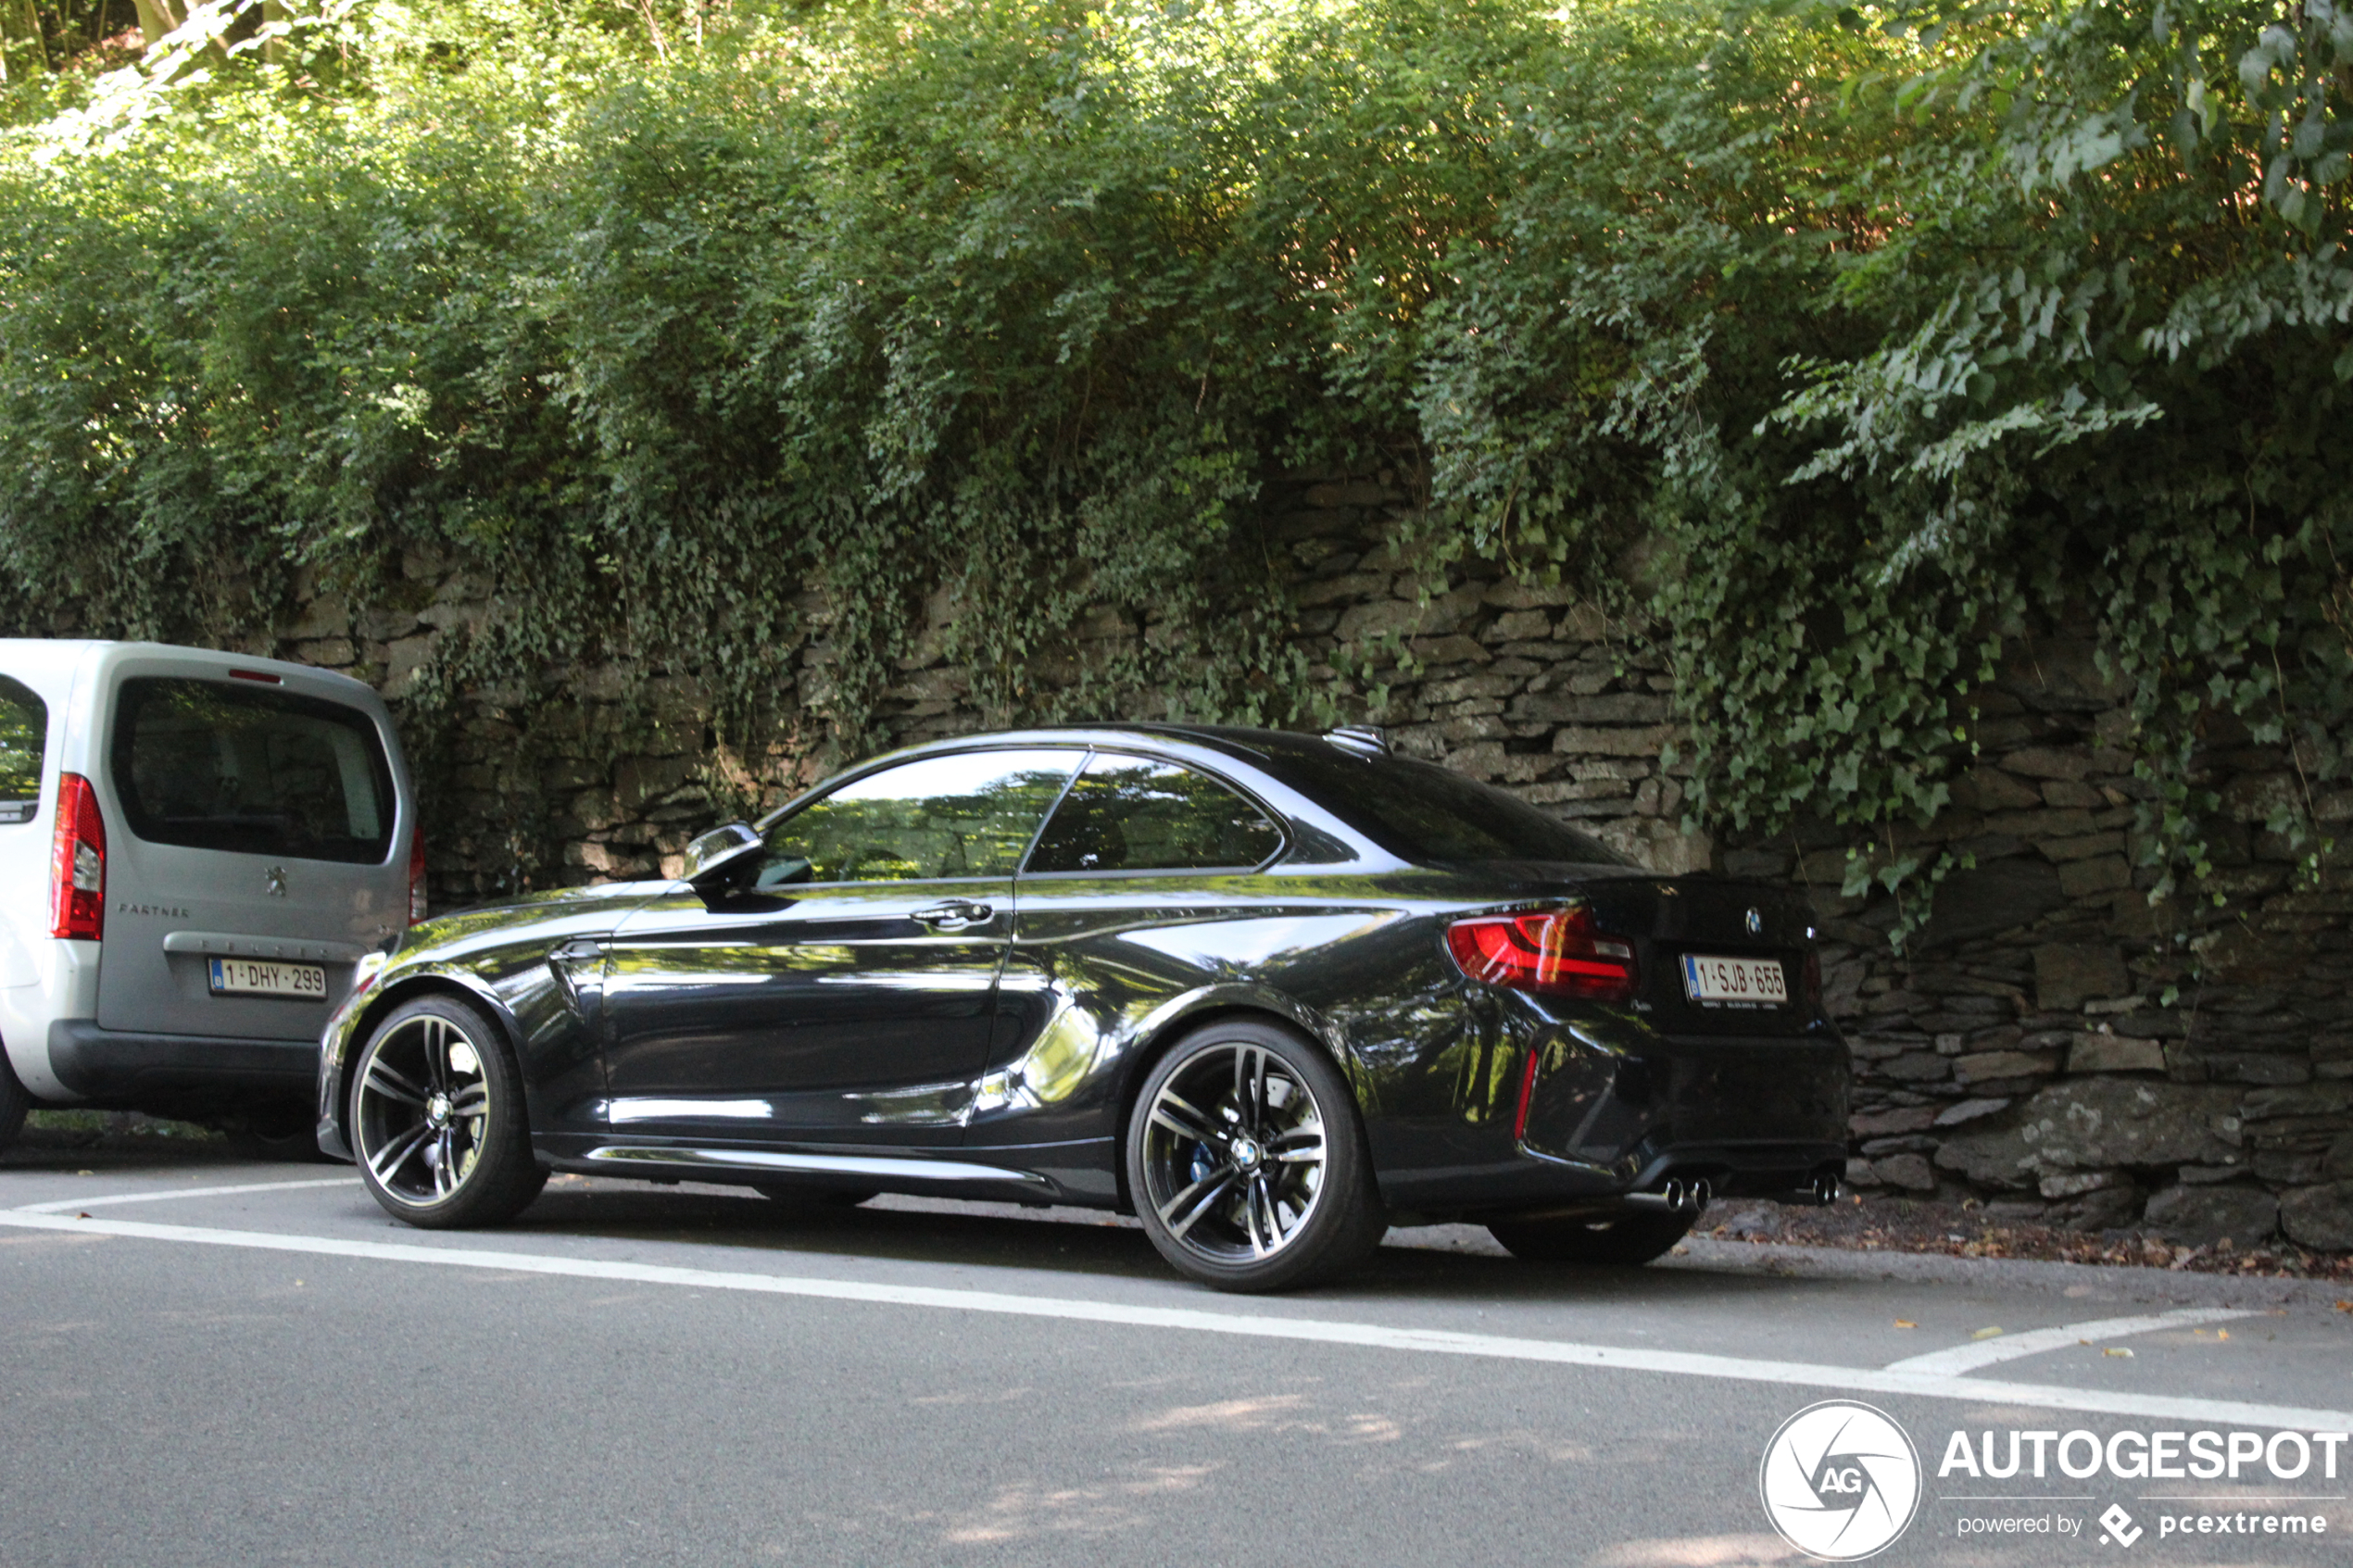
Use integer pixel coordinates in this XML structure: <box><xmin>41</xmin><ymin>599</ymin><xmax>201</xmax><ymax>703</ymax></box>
<box><xmin>499</xmin><ymin>1178</ymin><xmax>1854</xmax><ymax>1311</ymax></box>
<box><xmin>0</xmin><ymin>1141</ymin><xmax>1861</xmax><ymax>1311</ymax></box>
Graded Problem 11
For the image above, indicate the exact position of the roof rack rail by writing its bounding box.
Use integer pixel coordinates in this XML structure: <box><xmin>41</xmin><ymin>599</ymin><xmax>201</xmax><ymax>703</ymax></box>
<box><xmin>1324</xmin><ymin>725</ymin><xmax>1390</xmax><ymax>757</ymax></box>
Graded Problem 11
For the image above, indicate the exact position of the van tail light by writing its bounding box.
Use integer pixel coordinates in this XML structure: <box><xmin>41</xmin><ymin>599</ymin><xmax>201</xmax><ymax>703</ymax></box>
<box><xmin>408</xmin><ymin>823</ymin><xmax>428</xmax><ymax>925</ymax></box>
<box><xmin>49</xmin><ymin>772</ymin><xmax>106</xmax><ymax>941</ymax></box>
<box><xmin>1803</xmin><ymin>949</ymin><xmax>1823</xmax><ymax>1013</ymax></box>
<box><xmin>1446</xmin><ymin>906</ymin><xmax>1635</xmax><ymax>1002</ymax></box>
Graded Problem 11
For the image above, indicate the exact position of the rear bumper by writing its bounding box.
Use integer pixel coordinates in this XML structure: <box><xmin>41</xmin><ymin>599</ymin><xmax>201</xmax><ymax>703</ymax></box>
<box><xmin>1375</xmin><ymin>1022</ymin><xmax>1850</xmax><ymax>1215</ymax></box>
<box><xmin>45</xmin><ymin>1018</ymin><xmax>317</xmax><ymax>1106</ymax></box>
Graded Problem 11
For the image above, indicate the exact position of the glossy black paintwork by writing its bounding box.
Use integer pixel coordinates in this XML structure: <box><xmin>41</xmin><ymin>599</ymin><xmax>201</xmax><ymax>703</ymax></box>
<box><xmin>599</xmin><ymin>879</ymin><xmax>1013</xmax><ymax>1146</ymax></box>
<box><xmin>318</xmin><ymin>725</ymin><xmax>1849</xmax><ymax>1220</ymax></box>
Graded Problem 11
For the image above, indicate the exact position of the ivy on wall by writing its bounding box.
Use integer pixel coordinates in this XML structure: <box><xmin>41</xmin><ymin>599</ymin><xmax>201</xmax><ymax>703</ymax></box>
<box><xmin>0</xmin><ymin>0</ymin><xmax>2342</xmax><ymax>922</ymax></box>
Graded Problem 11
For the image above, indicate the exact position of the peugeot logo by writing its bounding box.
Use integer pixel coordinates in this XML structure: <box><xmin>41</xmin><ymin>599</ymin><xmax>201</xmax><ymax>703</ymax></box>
<box><xmin>1745</xmin><ymin>907</ymin><xmax>1763</xmax><ymax>936</ymax></box>
<box><xmin>265</xmin><ymin>865</ymin><xmax>288</xmax><ymax>897</ymax></box>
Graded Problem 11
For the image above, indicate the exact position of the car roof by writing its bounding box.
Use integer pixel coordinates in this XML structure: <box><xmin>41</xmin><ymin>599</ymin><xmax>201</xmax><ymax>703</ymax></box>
<box><xmin>751</xmin><ymin>723</ymin><xmax>1402</xmax><ymax>862</ymax></box>
<box><xmin>884</xmin><ymin>722</ymin><xmax>1336</xmax><ymax>767</ymax></box>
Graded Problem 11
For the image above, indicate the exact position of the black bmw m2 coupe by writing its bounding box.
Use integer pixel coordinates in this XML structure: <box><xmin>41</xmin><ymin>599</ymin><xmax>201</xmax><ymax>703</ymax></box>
<box><xmin>319</xmin><ymin>725</ymin><xmax>1848</xmax><ymax>1291</ymax></box>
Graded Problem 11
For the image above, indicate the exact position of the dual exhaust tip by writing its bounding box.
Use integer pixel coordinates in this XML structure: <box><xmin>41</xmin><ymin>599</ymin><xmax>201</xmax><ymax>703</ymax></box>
<box><xmin>1629</xmin><ymin>1176</ymin><xmax>1714</xmax><ymax>1212</ymax></box>
<box><xmin>1627</xmin><ymin>1172</ymin><xmax>1841</xmax><ymax>1212</ymax></box>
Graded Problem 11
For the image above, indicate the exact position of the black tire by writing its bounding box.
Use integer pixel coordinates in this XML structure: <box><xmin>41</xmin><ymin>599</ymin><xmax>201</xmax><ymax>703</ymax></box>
<box><xmin>0</xmin><ymin>1049</ymin><xmax>28</xmax><ymax>1155</ymax></box>
<box><xmin>350</xmin><ymin>994</ymin><xmax>547</xmax><ymax>1228</ymax></box>
<box><xmin>1126</xmin><ymin>1018</ymin><xmax>1386</xmax><ymax>1293</ymax></box>
<box><xmin>1487</xmin><ymin>1209</ymin><xmax>1695</xmax><ymax>1265</ymax></box>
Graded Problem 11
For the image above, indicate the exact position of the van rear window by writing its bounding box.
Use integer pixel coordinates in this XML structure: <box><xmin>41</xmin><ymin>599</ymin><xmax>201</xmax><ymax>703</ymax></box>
<box><xmin>0</xmin><ymin>676</ymin><xmax>44</xmax><ymax>825</ymax></box>
<box><xmin>110</xmin><ymin>678</ymin><xmax>395</xmax><ymax>864</ymax></box>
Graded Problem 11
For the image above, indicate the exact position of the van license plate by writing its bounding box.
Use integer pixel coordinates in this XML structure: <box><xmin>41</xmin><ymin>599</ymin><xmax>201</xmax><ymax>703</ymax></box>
<box><xmin>1680</xmin><ymin>954</ymin><xmax>1787</xmax><ymax>1007</ymax></box>
<box><xmin>208</xmin><ymin>958</ymin><xmax>328</xmax><ymax>1000</ymax></box>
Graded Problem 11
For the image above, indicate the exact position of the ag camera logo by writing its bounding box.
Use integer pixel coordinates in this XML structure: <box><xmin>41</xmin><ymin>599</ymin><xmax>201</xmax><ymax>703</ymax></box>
<box><xmin>1759</xmin><ymin>1400</ymin><xmax>1923</xmax><ymax>1561</ymax></box>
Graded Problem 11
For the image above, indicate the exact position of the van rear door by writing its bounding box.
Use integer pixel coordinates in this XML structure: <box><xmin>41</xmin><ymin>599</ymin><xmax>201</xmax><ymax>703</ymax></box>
<box><xmin>92</xmin><ymin>657</ymin><xmax>412</xmax><ymax>1041</ymax></box>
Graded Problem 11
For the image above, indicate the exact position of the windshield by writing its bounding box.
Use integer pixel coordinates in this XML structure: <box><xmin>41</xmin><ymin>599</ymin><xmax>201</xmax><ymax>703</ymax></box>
<box><xmin>1267</xmin><ymin>747</ymin><xmax>1631</xmax><ymax>867</ymax></box>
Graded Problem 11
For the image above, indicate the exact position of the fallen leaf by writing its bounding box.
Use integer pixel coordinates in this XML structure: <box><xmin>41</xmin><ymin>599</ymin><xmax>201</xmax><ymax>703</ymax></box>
<box><xmin>2218</xmin><ymin>1329</ymin><xmax>2229</xmax><ymax>1340</ymax></box>
<box><xmin>1971</xmin><ymin>1326</ymin><xmax>2004</xmax><ymax>1340</ymax></box>
<box><xmin>2336</xmin><ymin>1300</ymin><xmax>2352</xmax><ymax>1313</ymax></box>
<box><xmin>73</xmin><ymin>1211</ymin><xmax>90</xmax><ymax>1219</ymax></box>
<box><xmin>2104</xmin><ymin>1347</ymin><xmax>2134</xmax><ymax>1358</ymax></box>
<box><xmin>1894</xmin><ymin>1319</ymin><xmax>1916</xmax><ymax>1329</ymax></box>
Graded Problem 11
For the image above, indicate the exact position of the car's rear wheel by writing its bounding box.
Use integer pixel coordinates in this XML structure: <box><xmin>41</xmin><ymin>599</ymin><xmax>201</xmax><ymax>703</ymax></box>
<box><xmin>351</xmin><ymin>995</ymin><xmax>546</xmax><ymax>1228</ymax></box>
<box><xmin>1126</xmin><ymin>1019</ymin><xmax>1384</xmax><ymax>1293</ymax></box>
<box><xmin>1486</xmin><ymin>1209</ymin><xmax>1694</xmax><ymax>1265</ymax></box>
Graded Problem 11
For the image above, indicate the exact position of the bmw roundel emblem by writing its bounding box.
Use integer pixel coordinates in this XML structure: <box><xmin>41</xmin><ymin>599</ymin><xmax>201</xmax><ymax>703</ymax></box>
<box><xmin>1745</xmin><ymin>907</ymin><xmax>1763</xmax><ymax>936</ymax></box>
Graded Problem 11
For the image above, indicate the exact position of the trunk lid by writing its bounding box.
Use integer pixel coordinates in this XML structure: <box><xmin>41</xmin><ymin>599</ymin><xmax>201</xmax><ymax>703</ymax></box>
<box><xmin>1472</xmin><ymin>864</ymin><xmax>1823</xmax><ymax>1035</ymax></box>
<box><xmin>1585</xmin><ymin>874</ymin><xmax>1820</xmax><ymax>1036</ymax></box>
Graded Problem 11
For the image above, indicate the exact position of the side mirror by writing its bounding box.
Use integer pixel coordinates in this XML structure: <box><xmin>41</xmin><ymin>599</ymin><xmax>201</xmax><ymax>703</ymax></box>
<box><xmin>680</xmin><ymin>822</ymin><xmax>762</xmax><ymax>885</ymax></box>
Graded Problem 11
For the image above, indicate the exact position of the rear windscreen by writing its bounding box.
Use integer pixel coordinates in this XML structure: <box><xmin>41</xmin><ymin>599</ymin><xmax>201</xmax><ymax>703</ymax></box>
<box><xmin>1265</xmin><ymin>748</ymin><xmax>1631</xmax><ymax>867</ymax></box>
<box><xmin>0</xmin><ymin>676</ymin><xmax>44</xmax><ymax>825</ymax></box>
<box><xmin>110</xmin><ymin>678</ymin><xmax>395</xmax><ymax>864</ymax></box>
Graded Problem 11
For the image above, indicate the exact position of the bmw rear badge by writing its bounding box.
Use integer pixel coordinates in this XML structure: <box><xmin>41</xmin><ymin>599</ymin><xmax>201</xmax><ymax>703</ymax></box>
<box><xmin>1759</xmin><ymin>1400</ymin><xmax>1920</xmax><ymax>1560</ymax></box>
<box><xmin>1745</xmin><ymin>907</ymin><xmax>1762</xmax><ymax>935</ymax></box>
<box><xmin>265</xmin><ymin>865</ymin><xmax>288</xmax><ymax>897</ymax></box>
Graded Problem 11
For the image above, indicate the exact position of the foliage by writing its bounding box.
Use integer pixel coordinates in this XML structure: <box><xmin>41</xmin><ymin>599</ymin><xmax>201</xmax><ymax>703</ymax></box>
<box><xmin>0</xmin><ymin>0</ymin><xmax>2342</xmax><ymax>920</ymax></box>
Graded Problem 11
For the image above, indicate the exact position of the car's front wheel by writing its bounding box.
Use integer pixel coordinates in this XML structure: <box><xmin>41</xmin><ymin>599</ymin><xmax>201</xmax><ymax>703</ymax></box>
<box><xmin>351</xmin><ymin>995</ymin><xmax>546</xmax><ymax>1228</ymax></box>
<box><xmin>1486</xmin><ymin>1209</ymin><xmax>1693</xmax><ymax>1265</ymax></box>
<box><xmin>1126</xmin><ymin>1019</ymin><xmax>1385</xmax><ymax>1293</ymax></box>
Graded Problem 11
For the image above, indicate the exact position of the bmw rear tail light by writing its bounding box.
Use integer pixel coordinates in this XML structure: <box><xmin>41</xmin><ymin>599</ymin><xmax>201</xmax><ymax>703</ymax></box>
<box><xmin>408</xmin><ymin>823</ymin><xmax>428</xmax><ymax>925</ymax></box>
<box><xmin>49</xmin><ymin>772</ymin><xmax>106</xmax><ymax>941</ymax></box>
<box><xmin>1446</xmin><ymin>906</ymin><xmax>1635</xmax><ymax>1002</ymax></box>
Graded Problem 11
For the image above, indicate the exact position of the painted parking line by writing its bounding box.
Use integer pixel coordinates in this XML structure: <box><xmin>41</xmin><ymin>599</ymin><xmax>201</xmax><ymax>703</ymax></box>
<box><xmin>1884</xmin><ymin>1309</ymin><xmax>2258</xmax><ymax>1375</ymax></box>
<box><xmin>13</xmin><ymin>1178</ymin><xmax>360</xmax><ymax>1214</ymax></box>
<box><xmin>0</xmin><ymin>1207</ymin><xmax>2346</xmax><ymax>1434</ymax></box>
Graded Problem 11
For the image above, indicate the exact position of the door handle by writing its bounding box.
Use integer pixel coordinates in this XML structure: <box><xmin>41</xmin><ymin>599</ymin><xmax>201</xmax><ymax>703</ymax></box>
<box><xmin>911</xmin><ymin>900</ymin><xmax>993</xmax><ymax>931</ymax></box>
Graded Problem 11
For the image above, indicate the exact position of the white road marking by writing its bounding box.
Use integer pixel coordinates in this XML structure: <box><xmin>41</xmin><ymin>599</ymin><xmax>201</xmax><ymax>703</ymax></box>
<box><xmin>13</xmin><ymin>1178</ymin><xmax>359</xmax><ymax>1214</ymax></box>
<box><xmin>0</xmin><ymin>1207</ymin><xmax>2345</xmax><ymax>1433</ymax></box>
<box><xmin>1883</xmin><ymin>1309</ymin><xmax>2258</xmax><ymax>1375</ymax></box>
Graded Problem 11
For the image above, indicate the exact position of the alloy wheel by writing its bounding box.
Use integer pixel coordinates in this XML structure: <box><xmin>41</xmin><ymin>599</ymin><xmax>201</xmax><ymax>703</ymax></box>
<box><xmin>1138</xmin><ymin>1041</ymin><xmax>1328</xmax><ymax>1265</ymax></box>
<box><xmin>354</xmin><ymin>1012</ymin><xmax>493</xmax><ymax>1208</ymax></box>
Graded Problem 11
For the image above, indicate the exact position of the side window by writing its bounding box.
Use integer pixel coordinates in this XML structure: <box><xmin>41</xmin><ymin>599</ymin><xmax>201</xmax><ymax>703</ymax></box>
<box><xmin>0</xmin><ymin>676</ymin><xmax>44</xmax><ymax>825</ymax></box>
<box><xmin>110</xmin><ymin>678</ymin><xmax>394</xmax><ymax>863</ymax></box>
<box><xmin>1026</xmin><ymin>755</ymin><xmax>1283</xmax><ymax>874</ymax></box>
<box><xmin>757</xmin><ymin>749</ymin><xmax>1082</xmax><ymax>885</ymax></box>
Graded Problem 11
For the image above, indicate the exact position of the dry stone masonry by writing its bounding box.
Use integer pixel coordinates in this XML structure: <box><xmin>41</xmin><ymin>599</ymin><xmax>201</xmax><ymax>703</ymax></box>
<box><xmin>250</xmin><ymin>467</ymin><xmax>2353</xmax><ymax>1252</ymax></box>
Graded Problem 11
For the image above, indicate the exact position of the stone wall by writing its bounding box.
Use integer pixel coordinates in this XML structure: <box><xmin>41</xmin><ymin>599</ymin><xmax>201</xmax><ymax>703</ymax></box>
<box><xmin>251</xmin><ymin>468</ymin><xmax>2353</xmax><ymax>1251</ymax></box>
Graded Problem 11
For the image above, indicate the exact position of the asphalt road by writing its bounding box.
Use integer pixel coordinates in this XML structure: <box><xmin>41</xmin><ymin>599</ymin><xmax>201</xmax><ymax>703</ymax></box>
<box><xmin>1</xmin><ymin>1141</ymin><xmax>2348</xmax><ymax>1567</ymax></box>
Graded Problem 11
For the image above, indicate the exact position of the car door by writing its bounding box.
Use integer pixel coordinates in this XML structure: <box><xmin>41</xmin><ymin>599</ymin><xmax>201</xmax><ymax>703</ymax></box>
<box><xmin>599</xmin><ymin>747</ymin><xmax>1084</xmax><ymax>1146</ymax></box>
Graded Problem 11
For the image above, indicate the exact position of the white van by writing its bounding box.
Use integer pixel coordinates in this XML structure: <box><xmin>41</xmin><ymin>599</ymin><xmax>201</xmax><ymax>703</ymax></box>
<box><xmin>0</xmin><ymin>641</ymin><xmax>419</xmax><ymax>1154</ymax></box>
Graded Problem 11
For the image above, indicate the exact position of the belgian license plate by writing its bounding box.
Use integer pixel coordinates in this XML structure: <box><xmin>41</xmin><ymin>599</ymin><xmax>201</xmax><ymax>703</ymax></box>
<box><xmin>208</xmin><ymin>958</ymin><xmax>327</xmax><ymax>1000</ymax></box>
<box><xmin>1681</xmin><ymin>953</ymin><xmax>1788</xmax><ymax>1007</ymax></box>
